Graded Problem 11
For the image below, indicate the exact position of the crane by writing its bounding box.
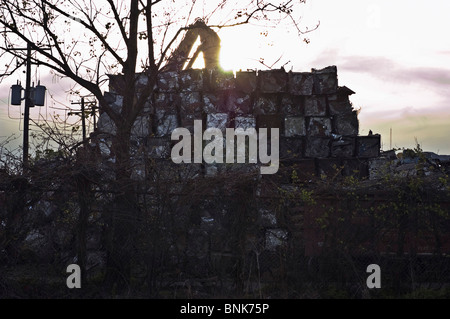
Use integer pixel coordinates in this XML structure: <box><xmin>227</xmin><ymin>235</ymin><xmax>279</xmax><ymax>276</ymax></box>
<box><xmin>163</xmin><ymin>19</ymin><xmax>221</xmax><ymax>72</ymax></box>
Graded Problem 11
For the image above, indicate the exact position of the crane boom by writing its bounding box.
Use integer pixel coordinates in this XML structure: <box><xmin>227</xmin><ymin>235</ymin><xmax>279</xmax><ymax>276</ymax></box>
<box><xmin>164</xmin><ymin>20</ymin><xmax>221</xmax><ymax>71</ymax></box>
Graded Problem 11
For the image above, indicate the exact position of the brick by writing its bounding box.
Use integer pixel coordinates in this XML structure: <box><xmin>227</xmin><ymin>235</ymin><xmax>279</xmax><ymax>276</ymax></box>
<box><xmin>254</xmin><ymin>94</ymin><xmax>278</xmax><ymax>114</ymax></box>
<box><xmin>104</xmin><ymin>91</ymin><xmax>123</xmax><ymax>113</ymax></box>
<box><xmin>97</xmin><ymin>113</ymin><xmax>116</xmax><ymax>135</ymax></box>
<box><xmin>305</xmin><ymin>137</ymin><xmax>330</xmax><ymax>158</ymax></box>
<box><xmin>157</xmin><ymin>71</ymin><xmax>179</xmax><ymax>92</ymax></box>
<box><xmin>146</xmin><ymin>137</ymin><xmax>171</xmax><ymax>158</ymax></box>
<box><xmin>304</xmin><ymin>96</ymin><xmax>327</xmax><ymax>116</ymax></box>
<box><xmin>328</xmin><ymin>94</ymin><xmax>353</xmax><ymax>115</ymax></box>
<box><xmin>236</xmin><ymin>71</ymin><xmax>257</xmax><ymax>93</ymax></box>
<box><xmin>312</xmin><ymin>65</ymin><xmax>338</xmax><ymax>94</ymax></box>
<box><xmin>135</xmin><ymin>73</ymin><xmax>155</xmax><ymax>91</ymax></box>
<box><xmin>155</xmin><ymin>110</ymin><xmax>178</xmax><ymax>137</ymax></box>
<box><xmin>333</xmin><ymin>112</ymin><xmax>359</xmax><ymax>136</ymax></box>
<box><xmin>180</xmin><ymin>114</ymin><xmax>202</xmax><ymax>134</ymax></box>
<box><xmin>235</xmin><ymin>116</ymin><xmax>256</xmax><ymax>130</ymax></box>
<box><xmin>131</xmin><ymin>115</ymin><xmax>151</xmax><ymax>138</ymax></box>
<box><xmin>179</xmin><ymin>91</ymin><xmax>202</xmax><ymax>115</ymax></box>
<box><xmin>257</xmin><ymin>114</ymin><xmax>282</xmax><ymax>141</ymax></box>
<box><xmin>154</xmin><ymin>93</ymin><xmax>179</xmax><ymax>113</ymax></box>
<box><xmin>203</xmin><ymin>91</ymin><xmax>227</xmax><ymax>113</ymax></box>
<box><xmin>258</xmin><ymin>69</ymin><xmax>288</xmax><ymax>93</ymax></box>
<box><xmin>331</xmin><ymin>136</ymin><xmax>355</xmax><ymax>158</ymax></box>
<box><xmin>288</xmin><ymin>72</ymin><xmax>314</xmax><ymax>95</ymax></box>
<box><xmin>107</xmin><ymin>74</ymin><xmax>125</xmax><ymax>93</ymax></box>
<box><xmin>179</xmin><ymin>69</ymin><xmax>204</xmax><ymax>91</ymax></box>
<box><xmin>356</xmin><ymin>135</ymin><xmax>381</xmax><ymax>158</ymax></box>
<box><xmin>226</xmin><ymin>90</ymin><xmax>252</xmax><ymax>114</ymax></box>
<box><xmin>284</xmin><ymin>116</ymin><xmax>306</xmax><ymax>137</ymax></box>
<box><xmin>257</xmin><ymin>114</ymin><xmax>282</xmax><ymax>130</ymax></box>
<box><xmin>207</xmin><ymin>113</ymin><xmax>228</xmax><ymax>133</ymax></box>
<box><xmin>280</xmin><ymin>94</ymin><xmax>304</xmax><ymax>116</ymax></box>
<box><xmin>207</xmin><ymin>69</ymin><xmax>235</xmax><ymax>90</ymax></box>
<box><xmin>307</xmin><ymin>117</ymin><xmax>332</xmax><ymax>137</ymax></box>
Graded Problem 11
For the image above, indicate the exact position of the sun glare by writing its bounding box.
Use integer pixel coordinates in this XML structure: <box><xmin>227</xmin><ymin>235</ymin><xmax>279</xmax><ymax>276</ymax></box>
<box><xmin>187</xmin><ymin>25</ymin><xmax>269</xmax><ymax>72</ymax></box>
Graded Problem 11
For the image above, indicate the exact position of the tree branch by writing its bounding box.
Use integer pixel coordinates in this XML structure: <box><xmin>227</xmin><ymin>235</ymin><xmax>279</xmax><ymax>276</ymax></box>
<box><xmin>40</xmin><ymin>0</ymin><xmax>125</xmax><ymax>66</ymax></box>
<box><xmin>106</xmin><ymin>0</ymin><xmax>129</xmax><ymax>44</ymax></box>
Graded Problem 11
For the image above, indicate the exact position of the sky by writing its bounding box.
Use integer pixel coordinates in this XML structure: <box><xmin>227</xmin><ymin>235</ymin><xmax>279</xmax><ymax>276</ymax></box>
<box><xmin>1</xmin><ymin>0</ymin><xmax>450</xmax><ymax>156</ymax></box>
<box><xmin>217</xmin><ymin>0</ymin><xmax>450</xmax><ymax>154</ymax></box>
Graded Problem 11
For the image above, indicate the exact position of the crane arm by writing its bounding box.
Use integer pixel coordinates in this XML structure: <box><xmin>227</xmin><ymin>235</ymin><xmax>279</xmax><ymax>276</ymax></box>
<box><xmin>163</xmin><ymin>20</ymin><xmax>221</xmax><ymax>72</ymax></box>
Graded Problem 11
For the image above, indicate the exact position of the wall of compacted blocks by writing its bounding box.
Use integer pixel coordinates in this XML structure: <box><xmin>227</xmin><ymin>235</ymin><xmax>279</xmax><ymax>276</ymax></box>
<box><xmin>94</xmin><ymin>66</ymin><xmax>382</xmax><ymax>261</ymax></box>
<box><xmin>97</xmin><ymin>65</ymin><xmax>381</xmax><ymax>181</ymax></box>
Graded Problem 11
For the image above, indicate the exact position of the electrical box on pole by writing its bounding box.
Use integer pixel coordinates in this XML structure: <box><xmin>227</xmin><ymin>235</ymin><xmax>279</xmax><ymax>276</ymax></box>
<box><xmin>34</xmin><ymin>82</ymin><xmax>46</xmax><ymax>106</ymax></box>
<box><xmin>10</xmin><ymin>82</ymin><xmax>23</xmax><ymax>105</ymax></box>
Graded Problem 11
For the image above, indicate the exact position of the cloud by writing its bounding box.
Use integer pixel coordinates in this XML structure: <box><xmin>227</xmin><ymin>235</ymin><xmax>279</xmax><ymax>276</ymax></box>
<box><xmin>339</xmin><ymin>56</ymin><xmax>396</xmax><ymax>75</ymax></box>
<box><xmin>339</xmin><ymin>55</ymin><xmax>450</xmax><ymax>93</ymax></box>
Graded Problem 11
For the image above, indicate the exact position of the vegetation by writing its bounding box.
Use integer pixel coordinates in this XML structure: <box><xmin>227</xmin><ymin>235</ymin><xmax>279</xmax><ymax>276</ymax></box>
<box><xmin>0</xmin><ymin>140</ymin><xmax>449</xmax><ymax>298</ymax></box>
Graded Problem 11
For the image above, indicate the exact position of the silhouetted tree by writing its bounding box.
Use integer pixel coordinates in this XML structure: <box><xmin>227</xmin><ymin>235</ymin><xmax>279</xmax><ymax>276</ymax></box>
<box><xmin>0</xmin><ymin>0</ymin><xmax>317</xmax><ymax>293</ymax></box>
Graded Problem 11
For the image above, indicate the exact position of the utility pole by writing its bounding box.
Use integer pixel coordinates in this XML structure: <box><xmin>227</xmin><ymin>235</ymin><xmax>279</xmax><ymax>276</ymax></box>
<box><xmin>81</xmin><ymin>97</ymin><xmax>86</xmax><ymax>141</ymax></box>
<box><xmin>9</xmin><ymin>43</ymin><xmax>50</xmax><ymax>168</ymax></box>
<box><xmin>390</xmin><ymin>128</ymin><xmax>392</xmax><ymax>150</ymax></box>
<box><xmin>23</xmin><ymin>43</ymin><xmax>32</xmax><ymax>167</ymax></box>
<box><xmin>10</xmin><ymin>43</ymin><xmax>33</xmax><ymax>167</ymax></box>
<box><xmin>71</xmin><ymin>96</ymin><xmax>97</xmax><ymax>143</ymax></box>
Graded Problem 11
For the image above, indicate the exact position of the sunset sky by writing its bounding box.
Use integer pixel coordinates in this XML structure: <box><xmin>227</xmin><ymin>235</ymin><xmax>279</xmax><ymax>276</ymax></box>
<box><xmin>218</xmin><ymin>0</ymin><xmax>450</xmax><ymax>154</ymax></box>
<box><xmin>1</xmin><ymin>0</ymin><xmax>449</xmax><ymax>155</ymax></box>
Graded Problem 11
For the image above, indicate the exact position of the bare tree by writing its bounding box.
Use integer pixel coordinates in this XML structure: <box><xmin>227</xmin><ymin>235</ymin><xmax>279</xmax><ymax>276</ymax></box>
<box><xmin>0</xmin><ymin>0</ymin><xmax>317</xmax><ymax>293</ymax></box>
